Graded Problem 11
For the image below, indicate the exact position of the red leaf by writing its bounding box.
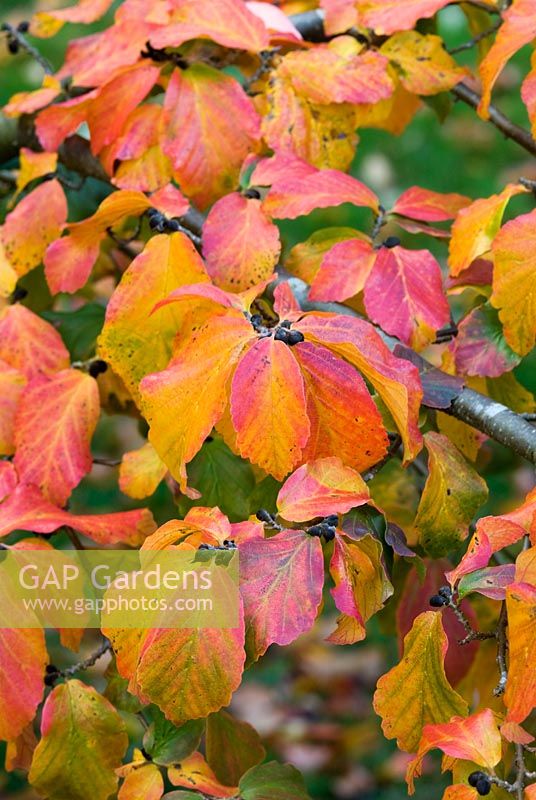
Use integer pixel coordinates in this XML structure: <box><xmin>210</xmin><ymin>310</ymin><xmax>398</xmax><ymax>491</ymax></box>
<box><xmin>0</xmin><ymin>361</ymin><xmax>26</xmax><ymax>456</ymax></box>
<box><xmin>240</xmin><ymin>529</ymin><xmax>324</xmax><ymax>660</ymax></box>
<box><xmin>0</xmin><ymin>483</ymin><xmax>156</xmax><ymax>546</ymax></box>
<box><xmin>202</xmin><ymin>193</ymin><xmax>281</xmax><ymax>291</ymax></box>
<box><xmin>0</xmin><ymin>629</ymin><xmax>47</xmax><ymax>741</ymax></box>
<box><xmin>391</xmin><ymin>186</ymin><xmax>471</xmax><ymax>222</ymax></box>
<box><xmin>0</xmin><ymin>305</ymin><xmax>70</xmax><ymax>380</ymax></box>
<box><xmin>308</xmin><ymin>238</ymin><xmax>375</xmax><ymax>302</ymax></box>
<box><xmin>277</xmin><ymin>457</ymin><xmax>369</xmax><ymax>522</ymax></box>
<box><xmin>363</xmin><ymin>245</ymin><xmax>450</xmax><ymax>349</ymax></box>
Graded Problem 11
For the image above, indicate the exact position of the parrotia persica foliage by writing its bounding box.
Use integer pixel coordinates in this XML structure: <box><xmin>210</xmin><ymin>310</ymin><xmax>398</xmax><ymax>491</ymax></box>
<box><xmin>0</xmin><ymin>0</ymin><xmax>536</xmax><ymax>798</ymax></box>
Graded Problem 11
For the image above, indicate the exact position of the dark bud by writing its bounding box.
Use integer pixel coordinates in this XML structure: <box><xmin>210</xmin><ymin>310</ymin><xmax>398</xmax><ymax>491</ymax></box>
<box><xmin>323</xmin><ymin>525</ymin><xmax>336</xmax><ymax>542</ymax></box>
<box><xmin>45</xmin><ymin>664</ymin><xmax>58</xmax><ymax>674</ymax></box>
<box><xmin>250</xmin><ymin>313</ymin><xmax>263</xmax><ymax>327</ymax></box>
<box><xmin>256</xmin><ymin>509</ymin><xmax>274</xmax><ymax>524</ymax></box>
<box><xmin>198</xmin><ymin>543</ymin><xmax>214</xmax><ymax>550</ymax></box>
<box><xmin>325</xmin><ymin>514</ymin><xmax>339</xmax><ymax>527</ymax></box>
<box><xmin>222</xmin><ymin>539</ymin><xmax>237</xmax><ymax>549</ymax></box>
<box><xmin>307</xmin><ymin>524</ymin><xmax>324</xmax><ymax>538</ymax></box>
<box><xmin>438</xmin><ymin>585</ymin><xmax>452</xmax><ymax>599</ymax></box>
<box><xmin>287</xmin><ymin>330</ymin><xmax>304</xmax><ymax>346</ymax></box>
<box><xmin>166</xmin><ymin>219</ymin><xmax>181</xmax><ymax>232</ymax></box>
<box><xmin>279</xmin><ymin>319</ymin><xmax>292</xmax><ymax>329</ymax></box>
<box><xmin>475</xmin><ymin>778</ymin><xmax>491</xmax><ymax>796</ymax></box>
<box><xmin>274</xmin><ymin>327</ymin><xmax>290</xmax><ymax>343</ymax></box>
<box><xmin>429</xmin><ymin>594</ymin><xmax>447</xmax><ymax>607</ymax></box>
<box><xmin>10</xmin><ymin>286</ymin><xmax>28</xmax><ymax>304</ymax></box>
<box><xmin>468</xmin><ymin>772</ymin><xmax>486</xmax><ymax>788</ymax></box>
<box><xmin>8</xmin><ymin>38</ymin><xmax>19</xmax><ymax>54</ymax></box>
<box><xmin>146</xmin><ymin>207</ymin><xmax>159</xmax><ymax>218</ymax></box>
<box><xmin>44</xmin><ymin>671</ymin><xmax>58</xmax><ymax>686</ymax></box>
<box><xmin>244</xmin><ymin>188</ymin><xmax>261</xmax><ymax>200</ymax></box>
<box><xmin>17</xmin><ymin>21</ymin><xmax>30</xmax><ymax>32</ymax></box>
<box><xmin>383</xmin><ymin>236</ymin><xmax>401</xmax><ymax>249</ymax></box>
<box><xmin>88</xmin><ymin>359</ymin><xmax>108</xmax><ymax>378</ymax></box>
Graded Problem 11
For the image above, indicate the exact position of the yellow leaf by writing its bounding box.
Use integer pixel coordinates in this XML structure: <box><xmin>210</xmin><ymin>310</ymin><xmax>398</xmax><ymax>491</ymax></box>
<box><xmin>373</xmin><ymin>611</ymin><xmax>468</xmax><ymax>752</ymax></box>
<box><xmin>119</xmin><ymin>442</ymin><xmax>167</xmax><ymax>499</ymax></box>
<box><xmin>381</xmin><ymin>31</ymin><xmax>468</xmax><ymax>95</ymax></box>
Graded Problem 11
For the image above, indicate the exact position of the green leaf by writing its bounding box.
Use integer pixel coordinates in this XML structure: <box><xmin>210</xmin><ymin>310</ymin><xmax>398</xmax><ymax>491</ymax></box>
<box><xmin>41</xmin><ymin>303</ymin><xmax>105</xmax><ymax>361</ymax></box>
<box><xmin>178</xmin><ymin>435</ymin><xmax>255</xmax><ymax>521</ymax></box>
<box><xmin>162</xmin><ymin>793</ymin><xmax>201</xmax><ymax>800</ymax></box>
<box><xmin>143</xmin><ymin>708</ymin><xmax>205</xmax><ymax>766</ymax></box>
<box><xmin>239</xmin><ymin>762</ymin><xmax>311</xmax><ymax>800</ymax></box>
<box><xmin>207</xmin><ymin>709</ymin><xmax>265</xmax><ymax>786</ymax></box>
<box><xmin>249</xmin><ymin>475</ymin><xmax>281</xmax><ymax>517</ymax></box>
<box><xmin>103</xmin><ymin>657</ymin><xmax>142</xmax><ymax>714</ymax></box>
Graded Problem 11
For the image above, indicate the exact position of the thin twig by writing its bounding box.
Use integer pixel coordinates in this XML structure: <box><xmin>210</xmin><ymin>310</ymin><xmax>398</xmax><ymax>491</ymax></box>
<box><xmin>447</xmin><ymin>19</ymin><xmax>501</xmax><ymax>54</ymax></box>
<box><xmin>362</xmin><ymin>434</ymin><xmax>402</xmax><ymax>481</ymax></box>
<box><xmin>515</xmin><ymin>744</ymin><xmax>526</xmax><ymax>800</ymax></box>
<box><xmin>47</xmin><ymin>639</ymin><xmax>112</xmax><ymax>685</ymax></box>
<box><xmin>371</xmin><ymin>205</ymin><xmax>387</xmax><ymax>244</ymax></box>
<box><xmin>1</xmin><ymin>23</ymin><xmax>53</xmax><ymax>74</ymax></box>
<box><xmin>93</xmin><ymin>456</ymin><xmax>121</xmax><ymax>467</ymax></box>
<box><xmin>494</xmin><ymin>601</ymin><xmax>508</xmax><ymax>696</ymax></box>
<box><xmin>447</xmin><ymin>597</ymin><xmax>495</xmax><ymax>643</ymax></box>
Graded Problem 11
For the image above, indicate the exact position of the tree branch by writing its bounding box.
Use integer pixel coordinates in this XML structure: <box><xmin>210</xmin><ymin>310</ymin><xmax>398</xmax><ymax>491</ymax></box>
<box><xmin>288</xmin><ymin>10</ymin><xmax>536</xmax><ymax>158</ymax></box>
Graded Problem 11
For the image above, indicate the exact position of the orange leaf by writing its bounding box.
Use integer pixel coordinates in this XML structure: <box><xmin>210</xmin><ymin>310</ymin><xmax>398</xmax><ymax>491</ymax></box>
<box><xmin>0</xmin><ymin>483</ymin><xmax>156</xmax><ymax>546</ymax></box>
<box><xmin>277</xmin><ymin>457</ymin><xmax>369</xmax><ymax>522</ymax></box>
<box><xmin>98</xmin><ymin>232</ymin><xmax>209</xmax><ymax>404</ymax></box>
<box><xmin>14</xmin><ymin>369</ymin><xmax>100</xmax><ymax>506</ymax></box>
<box><xmin>163</xmin><ymin>65</ymin><xmax>260</xmax><ymax>209</ymax></box>
<box><xmin>0</xmin><ymin>629</ymin><xmax>47</xmax><ymax>742</ymax></box>
<box><xmin>505</xmin><ymin>582</ymin><xmax>536</xmax><ymax>723</ymax></box>
<box><xmin>230</xmin><ymin>337</ymin><xmax>309</xmax><ymax>480</ymax></box>
<box><xmin>118</xmin><ymin>762</ymin><xmax>163</xmax><ymax>800</ymax></box>
<box><xmin>279</xmin><ymin>38</ymin><xmax>394</xmax><ymax>104</ymax></box>
<box><xmin>308</xmin><ymin>238</ymin><xmax>375</xmax><ymax>302</ymax></box>
<box><xmin>0</xmin><ymin>461</ymin><xmax>18</xmax><ymax>502</ymax></box>
<box><xmin>491</xmin><ymin>208</ymin><xmax>536</xmax><ymax>355</ymax></box>
<box><xmin>277</xmin><ymin>340</ymin><xmax>390</xmax><ymax>471</ymax></box>
<box><xmin>406</xmin><ymin>709</ymin><xmax>501</xmax><ymax>794</ymax></box>
<box><xmin>151</xmin><ymin>0</ymin><xmax>269</xmax><ymax>51</ymax></box>
<box><xmin>202</xmin><ymin>192</ymin><xmax>281</xmax><ymax>291</ymax></box>
<box><xmin>478</xmin><ymin>0</ymin><xmax>536</xmax><ymax>118</ymax></box>
<box><xmin>140</xmin><ymin>311</ymin><xmax>256</xmax><ymax>492</ymax></box>
<box><xmin>295</xmin><ymin>313</ymin><xmax>423</xmax><ymax>461</ymax></box>
<box><xmin>364</xmin><ymin>245</ymin><xmax>451</xmax><ymax>350</ymax></box>
<box><xmin>322</xmin><ymin>0</ymin><xmax>452</xmax><ymax>36</ymax></box>
<box><xmin>168</xmin><ymin>751</ymin><xmax>238</xmax><ymax>798</ymax></box>
<box><xmin>448</xmin><ymin>183</ymin><xmax>527</xmax><ymax>277</ymax></box>
<box><xmin>36</xmin><ymin>92</ymin><xmax>97</xmax><ymax>152</ymax></box>
<box><xmin>32</xmin><ymin>0</ymin><xmax>115</xmax><ymax>37</ymax></box>
<box><xmin>0</xmin><ymin>180</ymin><xmax>67</xmax><ymax>278</ymax></box>
<box><xmin>0</xmin><ymin>305</ymin><xmax>70</xmax><ymax>380</ymax></box>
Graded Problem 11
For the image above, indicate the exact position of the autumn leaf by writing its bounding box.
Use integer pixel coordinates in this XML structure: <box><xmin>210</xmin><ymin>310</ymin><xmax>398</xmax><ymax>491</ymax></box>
<box><xmin>295</xmin><ymin>313</ymin><xmax>423</xmax><ymax>461</ymax></box>
<box><xmin>31</xmin><ymin>0</ymin><xmax>116</xmax><ymax>37</ymax></box>
<box><xmin>150</xmin><ymin>0</ymin><xmax>269</xmax><ymax>52</ymax></box>
<box><xmin>329</xmin><ymin>533</ymin><xmax>394</xmax><ymax>643</ymax></box>
<box><xmin>202</xmin><ymin>192</ymin><xmax>281</xmax><ymax>291</ymax></box>
<box><xmin>140</xmin><ymin>310</ymin><xmax>256</xmax><ymax>493</ymax></box>
<box><xmin>373</xmin><ymin>611</ymin><xmax>468</xmax><ymax>752</ymax></box>
<box><xmin>478</xmin><ymin>0</ymin><xmax>536</xmax><ymax>117</ymax></box>
<box><xmin>452</xmin><ymin>303</ymin><xmax>522</xmax><ymax>376</ymax></box>
<box><xmin>0</xmin><ymin>305</ymin><xmax>70</xmax><ymax>380</ymax></box>
<box><xmin>231</xmin><ymin>337</ymin><xmax>310</xmax><ymax>480</ymax></box>
<box><xmin>162</xmin><ymin>65</ymin><xmax>260</xmax><ymax>209</ymax></box>
<box><xmin>363</xmin><ymin>244</ymin><xmax>451</xmax><ymax>350</ymax></box>
<box><xmin>252</xmin><ymin>153</ymin><xmax>379</xmax><ymax>218</ymax></box>
<box><xmin>381</xmin><ymin>31</ymin><xmax>467</xmax><ymax>95</ymax></box>
<box><xmin>0</xmin><ymin>629</ymin><xmax>47</xmax><ymax>742</ymax></box>
<box><xmin>29</xmin><ymin>680</ymin><xmax>128</xmax><ymax>800</ymax></box>
<box><xmin>406</xmin><ymin>708</ymin><xmax>502</xmax><ymax>793</ymax></box>
<box><xmin>0</xmin><ymin>360</ymin><xmax>26</xmax><ymax>455</ymax></box>
<box><xmin>491</xmin><ymin>207</ymin><xmax>536</xmax><ymax>355</ymax></box>
<box><xmin>414</xmin><ymin>432</ymin><xmax>488</xmax><ymax>557</ymax></box>
<box><xmin>168</xmin><ymin>751</ymin><xmax>237</xmax><ymax>798</ymax></box>
<box><xmin>15</xmin><ymin>148</ymin><xmax>58</xmax><ymax>195</ymax></box>
<box><xmin>0</xmin><ymin>180</ymin><xmax>66</xmax><ymax>278</ymax></box>
<box><xmin>0</xmin><ymin>460</ymin><xmax>18</xmax><ymax>501</ymax></box>
<box><xmin>14</xmin><ymin>369</ymin><xmax>100</xmax><ymax>506</ymax></box>
<box><xmin>278</xmin><ymin>37</ymin><xmax>394</xmax><ymax>105</ymax></box>
<box><xmin>307</xmin><ymin>238</ymin><xmax>375</xmax><ymax>302</ymax></box>
<box><xmin>119</xmin><ymin>442</ymin><xmax>167</xmax><ymax>499</ymax></box>
<box><xmin>391</xmin><ymin>186</ymin><xmax>471</xmax><ymax>222</ymax></box>
<box><xmin>277</xmin><ymin>457</ymin><xmax>369</xmax><ymax>522</ymax></box>
<box><xmin>505</xmin><ymin>582</ymin><xmax>536</xmax><ymax>723</ymax></box>
<box><xmin>294</xmin><ymin>341</ymin><xmax>390</xmax><ymax>471</ymax></box>
<box><xmin>239</xmin><ymin>528</ymin><xmax>324</xmax><ymax>661</ymax></box>
<box><xmin>239</xmin><ymin>761</ymin><xmax>312</xmax><ymax>800</ymax></box>
<box><xmin>0</xmin><ymin>482</ymin><xmax>156</xmax><ymax>546</ymax></box>
<box><xmin>322</xmin><ymin>0</ymin><xmax>452</xmax><ymax>36</ymax></box>
<box><xmin>117</xmin><ymin>761</ymin><xmax>164</xmax><ymax>800</ymax></box>
<box><xmin>98</xmin><ymin>232</ymin><xmax>209</xmax><ymax>405</ymax></box>
<box><xmin>448</xmin><ymin>183</ymin><xmax>527</xmax><ymax>277</ymax></box>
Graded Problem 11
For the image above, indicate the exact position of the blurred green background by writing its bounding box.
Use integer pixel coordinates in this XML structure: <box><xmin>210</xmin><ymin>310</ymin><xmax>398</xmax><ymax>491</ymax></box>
<box><xmin>1</xmin><ymin>2</ymin><xmax>535</xmax><ymax>799</ymax></box>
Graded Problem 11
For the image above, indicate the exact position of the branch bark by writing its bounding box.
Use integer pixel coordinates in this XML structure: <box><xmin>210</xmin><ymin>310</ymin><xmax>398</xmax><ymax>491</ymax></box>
<box><xmin>289</xmin><ymin>9</ymin><xmax>536</xmax><ymax>158</ymax></box>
